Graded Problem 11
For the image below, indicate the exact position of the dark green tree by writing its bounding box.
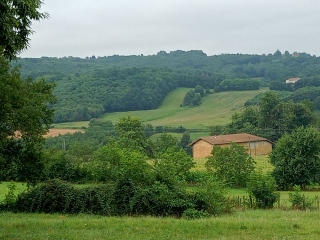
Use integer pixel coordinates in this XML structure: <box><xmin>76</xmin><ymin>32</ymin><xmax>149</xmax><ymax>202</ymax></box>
<box><xmin>270</xmin><ymin>126</ymin><xmax>320</xmax><ymax>190</ymax></box>
<box><xmin>179</xmin><ymin>131</ymin><xmax>192</xmax><ymax>155</ymax></box>
<box><xmin>182</xmin><ymin>90</ymin><xmax>195</xmax><ymax>106</ymax></box>
<box><xmin>0</xmin><ymin>2</ymin><xmax>54</xmax><ymax>183</ymax></box>
<box><xmin>194</xmin><ymin>85</ymin><xmax>205</xmax><ymax>97</ymax></box>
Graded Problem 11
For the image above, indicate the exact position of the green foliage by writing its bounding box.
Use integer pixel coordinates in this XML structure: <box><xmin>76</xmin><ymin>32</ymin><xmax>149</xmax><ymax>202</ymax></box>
<box><xmin>0</xmin><ymin>57</ymin><xmax>56</xmax><ymax>144</ymax></box>
<box><xmin>226</xmin><ymin>91</ymin><xmax>315</xmax><ymax>142</ymax></box>
<box><xmin>0</xmin><ymin>182</ymin><xmax>17</xmax><ymax>210</ymax></box>
<box><xmin>247</xmin><ymin>172</ymin><xmax>279</xmax><ymax>209</ymax></box>
<box><xmin>152</xmin><ymin>133</ymin><xmax>179</xmax><ymax>157</ymax></box>
<box><xmin>93</xmin><ymin>144</ymin><xmax>152</xmax><ymax>184</ymax></box>
<box><xmin>0</xmin><ymin>55</ymin><xmax>55</xmax><ymax>184</ymax></box>
<box><xmin>44</xmin><ymin>119</ymin><xmax>117</xmax><ymax>152</ymax></box>
<box><xmin>185</xmin><ymin>171</ymin><xmax>211</xmax><ymax>185</ymax></box>
<box><xmin>182</xmin><ymin>208</ymin><xmax>210</xmax><ymax>220</ymax></box>
<box><xmin>270</xmin><ymin>126</ymin><xmax>320</xmax><ymax>190</ymax></box>
<box><xmin>206</xmin><ymin>142</ymin><xmax>255</xmax><ymax>187</ymax></box>
<box><xmin>16</xmin><ymin>179</ymin><xmax>115</xmax><ymax>215</ymax></box>
<box><xmin>43</xmin><ymin>150</ymin><xmax>86</xmax><ymax>182</ymax></box>
<box><xmin>182</xmin><ymin>85</ymin><xmax>206</xmax><ymax>107</ymax></box>
<box><xmin>194</xmin><ymin>85</ymin><xmax>205</xmax><ymax>97</ymax></box>
<box><xmin>199</xmin><ymin>176</ymin><xmax>233</xmax><ymax>216</ymax></box>
<box><xmin>215</xmin><ymin>78</ymin><xmax>260</xmax><ymax>92</ymax></box>
<box><xmin>179</xmin><ymin>131</ymin><xmax>192</xmax><ymax>155</ymax></box>
<box><xmin>288</xmin><ymin>185</ymin><xmax>313</xmax><ymax>210</ymax></box>
<box><xmin>115</xmin><ymin>115</ymin><xmax>147</xmax><ymax>152</ymax></box>
<box><xmin>154</xmin><ymin>148</ymin><xmax>195</xmax><ymax>186</ymax></box>
<box><xmin>0</xmin><ymin>0</ymin><xmax>48</xmax><ymax>60</ymax></box>
<box><xmin>0</xmin><ymin>139</ymin><xmax>45</xmax><ymax>184</ymax></box>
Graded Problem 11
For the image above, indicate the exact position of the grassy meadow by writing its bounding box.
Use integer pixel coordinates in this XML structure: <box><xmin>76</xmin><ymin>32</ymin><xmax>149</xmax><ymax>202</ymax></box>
<box><xmin>1</xmin><ymin>211</ymin><xmax>320</xmax><ymax>240</ymax></box>
<box><xmin>100</xmin><ymin>88</ymin><xmax>266</xmax><ymax>129</ymax></box>
<box><xmin>53</xmin><ymin>88</ymin><xmax>266</xmax><ymax>131</ymax></box>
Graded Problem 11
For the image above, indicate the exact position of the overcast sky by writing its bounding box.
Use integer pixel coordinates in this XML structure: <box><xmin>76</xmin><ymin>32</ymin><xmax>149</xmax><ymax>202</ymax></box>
<box><xmin>20</xmin><ymin>0</ymin><xmax>320</xmax><ymax>58</ymax></box>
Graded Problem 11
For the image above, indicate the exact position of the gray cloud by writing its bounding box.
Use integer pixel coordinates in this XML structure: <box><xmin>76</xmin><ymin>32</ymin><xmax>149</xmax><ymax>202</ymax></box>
<box><xmin>20</xmin><ymin>0</ymin><xmax>320</xmax><ymax>58</ymax></box>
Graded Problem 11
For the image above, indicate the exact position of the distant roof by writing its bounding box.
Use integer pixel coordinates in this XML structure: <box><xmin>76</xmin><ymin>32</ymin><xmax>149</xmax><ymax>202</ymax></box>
<box><xmin>190</xmin><ymin>133</ymin><xmax>272</xmax><ymax>146</ymax></box>
<box><xmin>285</xmin><ymin>77</ymin><xmax>300</xmax><ymax>84</ymax></box>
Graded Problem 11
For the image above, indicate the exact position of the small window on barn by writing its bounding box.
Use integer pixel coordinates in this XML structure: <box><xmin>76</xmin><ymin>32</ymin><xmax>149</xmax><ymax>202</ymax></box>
<box><xmin>249</xmin><ymin>142</ymin><xmax>259</xmax><ymax>149</ymax></box>
<box><xmin>262</xmin><ymin>141</ymin><xmax>269</xmax><ymax>146</ymax></box>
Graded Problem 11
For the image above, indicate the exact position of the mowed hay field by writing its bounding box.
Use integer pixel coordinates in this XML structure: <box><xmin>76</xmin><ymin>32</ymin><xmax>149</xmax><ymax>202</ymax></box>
<box><xmin>1</xmin><ymin>211</ymin><xmax>320</xmax><ymax>239</ymax></box>
<box><xmin>99</xmin><ymin>88</ymin><xmax>266</xmax><ymax>129</ymax></box>
<box><xmin>44</xmin><ymin>129</ymin><xmax>85</xmax><ymax>138</ymax></box>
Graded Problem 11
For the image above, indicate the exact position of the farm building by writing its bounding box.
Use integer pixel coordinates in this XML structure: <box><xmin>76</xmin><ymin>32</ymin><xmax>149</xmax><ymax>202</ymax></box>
<box><xmin>190</xmin><ymin>133</ymin><xmax>272</xmax><ymax>159</ymax></box>
<box><xmin>285</xmin><ymin>77</ymin><xmax>300</xmax><ymax>84</ymax></box>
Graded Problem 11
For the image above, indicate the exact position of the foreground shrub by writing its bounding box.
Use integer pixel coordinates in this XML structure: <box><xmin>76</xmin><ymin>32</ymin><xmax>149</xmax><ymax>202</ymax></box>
<box><xmin>206</xmin><ymin>142</ymin><xmax>255</xmax><ymax>188</ymax></box>
<box><xmin>185</xmin><ymin>171</ymin><xmax>210</xmax><ymax>185</ymax></box>
<box><xmin>247</xmin><ymin>172</ymin><xmax>279</xmax><ymax>209</ymax></box>
<box><xmin>129</xmin><ymin>181</ymin><xmax>195</xmax><ymax>216</ymax></box>
<box><xmin>15</xmin><ymin>179</ymin><xmax>115</xmax><ymax>214</ymax></box>
<box><xmin>270</xmin><ymin>127</ymin><xmax>320</xmax><ymax>190</ymax></box>
<box><xmin>289</xmin><ymin>185</ymin><xmax>313</xmax><ymax>210</ymax></box>
<box><xmin>0</xmin><ymin>182</ymin><xmax>18</xmax><ymax>211</ymax></box>
<box><xmin>201</xmin><ymin>176</ymin><xmax>234</xmax><ymax>215</ymax></box>
<box><xmin>182</xmin><ymin>208</ymin><xmax>210</xmax><ymax>220</ymax></box>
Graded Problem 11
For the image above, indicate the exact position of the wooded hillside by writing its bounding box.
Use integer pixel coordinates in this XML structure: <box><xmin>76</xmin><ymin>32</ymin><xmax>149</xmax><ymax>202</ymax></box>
<box><xmin>13</xmin><ymin>50</ymin><xmax>320</xmax><ymax>122</ymax></box>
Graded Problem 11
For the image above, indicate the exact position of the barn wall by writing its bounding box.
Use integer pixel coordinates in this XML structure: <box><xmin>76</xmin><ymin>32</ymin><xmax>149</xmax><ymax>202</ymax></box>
<box><xmin>192</xmin><ymin>140</ymin><xmax>213</xmax><ymax>159</ymax></box>
<box><xmin>192</xmin><ymin>140</ymin><xmax>272</xmax><ymax>159</ymax></box>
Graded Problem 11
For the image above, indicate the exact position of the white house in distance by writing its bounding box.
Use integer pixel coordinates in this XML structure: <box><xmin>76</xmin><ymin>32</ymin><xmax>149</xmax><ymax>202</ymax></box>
<box><xmin>285</xmin><ymin>77</ymin><xmax>300</xmax><ymax>84</ymax></box>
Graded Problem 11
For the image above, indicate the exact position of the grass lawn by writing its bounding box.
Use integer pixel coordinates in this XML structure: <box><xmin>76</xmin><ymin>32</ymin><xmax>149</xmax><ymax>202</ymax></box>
<box><xmin>1</xmin><ymin>211</ymin><xmax>320</xmax><ymax>239</ymax></box>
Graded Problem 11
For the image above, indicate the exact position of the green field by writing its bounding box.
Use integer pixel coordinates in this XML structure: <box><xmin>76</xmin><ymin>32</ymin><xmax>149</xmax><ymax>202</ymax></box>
<box><xmin>100</xmin><ymin>88</ymin><xmax>266</xmax><ymax>129</ymax></box>
<box><xmin>51</xmin><ymin>121</ymin><xmax>89</xmax><ymax>129</ymax></box>
<box><xmin>1</xmin><ymin>211</ymin><xmax>320</xmax><ymax>239</ymax></box>
<box><xmin>53</xmin><ymin>88</ymin><xmax>266</xmax><ymax>131</ymax></box>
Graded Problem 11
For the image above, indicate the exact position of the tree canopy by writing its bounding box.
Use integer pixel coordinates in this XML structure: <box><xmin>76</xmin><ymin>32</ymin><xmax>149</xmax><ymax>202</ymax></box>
<box><xmin>0</xmin><ymin>0</ymin><xmax>48</xmax><ymax>60</ymax></box>
<box><xmin>270</xmin><ymin>127</ymin><xmax>320</xmax><ymax>190</ymax></box>
<box><xmin>0</xmin><ymin>0</ymin><xmax>54</xmax><ymax>184</ymax></box>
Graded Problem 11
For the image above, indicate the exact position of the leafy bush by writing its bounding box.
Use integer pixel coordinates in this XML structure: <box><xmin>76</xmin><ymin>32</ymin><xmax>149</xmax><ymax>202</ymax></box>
<box><xmin>270</xmin><ymin>127</ymin><xmax>320</xmax><ymax>190</ymax></box>
<box><xmin>182</xmin><ymin>208</ymin><xmax>210</xmax><ymax>220</ymax></box>
<box><xmin>247</xmin><ymin>172</ymin><xmax>279</xmax><ymax>209</ymax></box>
<box><xmin>15</xmin><ymin>179</ymin><xmax>115</xmax><ymax>214</ymax></box>
<box><xmin>206</xmin><ymin>142</ymin><xmax>255</xmax><ymax>187</ymax></box>
<box><xmin>185</xmin><ymin>171</ymin><xmax>210</xmax><ymax>185</ymax></box>
<box><xmin>128</xmin><ymin>181</ymin><xmax>196</xmax><ymax>217</ymax></box>
<box><xmin>197</xmin><ymin>176</ymin><xmax>234</xmax><ymax>216</ymax></box>
<box><xmin>0</xmin><ymin>182</ymin><xmax>18</xmax><ymax>211</ymax></box>
<box><xmin>288</xmin><ymin>185</ymin><xmax>313</xmax><ymax>210</ymax></box>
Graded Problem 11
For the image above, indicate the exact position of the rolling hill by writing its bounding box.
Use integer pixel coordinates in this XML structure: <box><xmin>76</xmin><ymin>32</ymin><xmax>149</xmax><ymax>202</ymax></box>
<box><xmin>53</xmin><ymin>87</ymin><xmax>266</xmax><ymax>131</ymax></box>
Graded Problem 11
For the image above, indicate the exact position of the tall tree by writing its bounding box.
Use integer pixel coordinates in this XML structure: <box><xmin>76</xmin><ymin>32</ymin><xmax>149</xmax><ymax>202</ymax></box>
<box><xmin>270</xmin><ymin>127</ymin><xmax>320</xmax><ymax>190</ymax></box>
<box><xmin>0</xmin><ymin>0</ymin><xmax>48</xmax><ymax>60</ymax></box>
<box><xmin>115</xmin><ymin>116</ymin><xmax>147</xmax><ymax>151</ymax></box>
<box><xmin>0</xmin><ymin>0</ymin><xmax>54</xmax><ymax>183</ymax></box>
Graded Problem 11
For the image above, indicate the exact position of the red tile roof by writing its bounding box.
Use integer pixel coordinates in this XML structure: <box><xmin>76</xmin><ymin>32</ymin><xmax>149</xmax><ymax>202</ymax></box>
<box><xmin>190</xmin><ymin>133</ymin><xmax>272</xmax><ymax>146</ymax></box>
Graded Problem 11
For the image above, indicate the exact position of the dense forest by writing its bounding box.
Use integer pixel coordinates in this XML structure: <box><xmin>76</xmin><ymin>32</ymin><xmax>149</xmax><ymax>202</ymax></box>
<box><xmin>13</xmin><ymin>50</ymin><xmax>320</xmax><ymax>122</ymax></box>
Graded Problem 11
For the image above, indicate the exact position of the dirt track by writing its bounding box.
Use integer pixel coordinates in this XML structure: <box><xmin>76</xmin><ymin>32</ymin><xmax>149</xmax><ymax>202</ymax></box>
<box><xmin>45</xmin><ymin>129</ymin><xmax>85</xmax><ymax>138</ymax></box>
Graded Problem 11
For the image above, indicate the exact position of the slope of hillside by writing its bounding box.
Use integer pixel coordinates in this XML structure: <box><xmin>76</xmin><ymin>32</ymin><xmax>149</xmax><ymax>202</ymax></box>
<box><xmin>99</xmin><ymin>88</ymin><xmax>266</xmax><ymax>129</ymax></box>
